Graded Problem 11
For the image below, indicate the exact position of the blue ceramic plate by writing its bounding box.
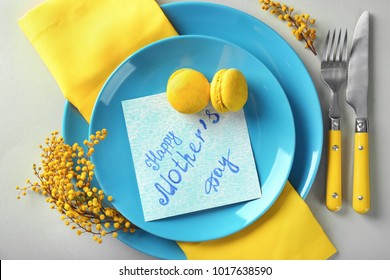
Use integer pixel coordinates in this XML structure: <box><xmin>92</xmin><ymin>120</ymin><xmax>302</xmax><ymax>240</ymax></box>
<box><xmin>89</xmin><ymin>35</ymin><xmax>295</xmax><ymax>242</ymax></box>
<box><xmin>63</xmin><ymin>2</ymin><xmax>322</xmax><ymax>258</ymax></box>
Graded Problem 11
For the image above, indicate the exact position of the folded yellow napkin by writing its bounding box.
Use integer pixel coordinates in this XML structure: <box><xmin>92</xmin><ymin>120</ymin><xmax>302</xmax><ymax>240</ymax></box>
<box><xmin>19</xmin><ymin>0</ymin><xmax>336</xmax><ymax>259</ymax></box>
<box><xmin>19</xmin><ymin>0</ymin><xmax>178</xmax><ymax>122</ymax></box>
<box><xmin>178</xmin><ymin>181</ymin><xmax>335</xmax><ymax>259</ymax></box>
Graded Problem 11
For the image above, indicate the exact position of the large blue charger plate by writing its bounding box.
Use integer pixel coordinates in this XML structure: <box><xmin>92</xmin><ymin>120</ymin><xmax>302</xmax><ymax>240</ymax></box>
<box><xmin>89</xmin><ymin>35</ymin><xmax>295</xmax><ymax>242</ymax></box>
<box><xmin>63</xmin><ymin>2</ymin><xmax>323</xmax><ymax>259</ymax></box>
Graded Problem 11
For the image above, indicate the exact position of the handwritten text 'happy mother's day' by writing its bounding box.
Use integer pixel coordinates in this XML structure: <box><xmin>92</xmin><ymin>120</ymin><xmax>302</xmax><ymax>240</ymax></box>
<box><xmin>144</xmin><ymin>110</ymin><xmax>240</xmax><ymax>206</ymax></box>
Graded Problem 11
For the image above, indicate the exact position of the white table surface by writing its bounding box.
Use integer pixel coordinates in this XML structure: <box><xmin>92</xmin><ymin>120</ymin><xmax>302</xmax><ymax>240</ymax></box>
<box><xmin>1</xmin><ymin>0</ymin><xmax>390</xmax><ymax>260</ymax></box>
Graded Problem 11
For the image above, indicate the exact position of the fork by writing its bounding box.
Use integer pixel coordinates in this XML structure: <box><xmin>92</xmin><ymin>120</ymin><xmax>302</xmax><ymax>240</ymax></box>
<box><xmin>321</xmin><ymin>29</ymin><xmax>348</xmax><ymax>212</ymax></box>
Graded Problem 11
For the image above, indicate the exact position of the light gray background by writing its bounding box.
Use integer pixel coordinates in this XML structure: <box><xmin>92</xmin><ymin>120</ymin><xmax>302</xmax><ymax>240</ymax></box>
<box><xmin>1</xmin><ymin>0</ymin><xmax>389</xmax><ymax>260</ymax></box>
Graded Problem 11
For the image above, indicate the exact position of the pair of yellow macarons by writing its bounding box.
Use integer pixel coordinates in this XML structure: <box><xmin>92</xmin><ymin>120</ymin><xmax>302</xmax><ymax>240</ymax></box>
<box><xmin>166</xmin><ymin>68</ymin><xmax>248</xmax><ymax>114</ymax></box>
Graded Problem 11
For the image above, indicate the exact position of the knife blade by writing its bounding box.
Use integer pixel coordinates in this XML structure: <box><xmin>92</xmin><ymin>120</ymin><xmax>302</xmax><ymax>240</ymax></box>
<box><xmin>346</xmin><ymin>11</ymin><xmax>370</xmax><ymax>214</ymax></box>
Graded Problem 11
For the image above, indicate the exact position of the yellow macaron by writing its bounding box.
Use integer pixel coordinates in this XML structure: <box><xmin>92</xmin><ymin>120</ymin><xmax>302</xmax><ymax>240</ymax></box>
<box><xmin>210</xmin><ymin>68</ymin><xmax>248</xmax><ymax>113</ymax></box>
<box><xmin>166</xmin><ymin>68</ymin><xmax>210</xmax><ymax>114</ymax></box>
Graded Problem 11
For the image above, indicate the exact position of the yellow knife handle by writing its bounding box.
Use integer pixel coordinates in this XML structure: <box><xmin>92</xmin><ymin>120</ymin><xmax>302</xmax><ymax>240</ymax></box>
<box><xmin>352</xmin><ymin>132</ymin><xmax>370</xmax><ymax>214</ymax></box>
<box><xmin>326</xmin><ymin>129</ymin><xmax>342</xmax><ymax>212</ymax></box>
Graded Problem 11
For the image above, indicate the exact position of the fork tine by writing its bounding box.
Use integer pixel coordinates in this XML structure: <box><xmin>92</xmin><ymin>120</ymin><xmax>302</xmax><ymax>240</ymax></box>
<box><xmin>321</xmin><ymin>30</ymin><xmax>331</xmax><ymax>61</ymax></box>
<box><xmin>342</xmin><ymin>30</ymin><xmax>348</xmax><ymax>61</ymax></box>
<box><xmin>335</xmin><ymin>29</ymin><xmax>342</xmax><ymax>61</ymax></box>
<box><xmin>329</xmin><ymin>29</ymin><xmax>336</xmax><ymax>61</ymax></box>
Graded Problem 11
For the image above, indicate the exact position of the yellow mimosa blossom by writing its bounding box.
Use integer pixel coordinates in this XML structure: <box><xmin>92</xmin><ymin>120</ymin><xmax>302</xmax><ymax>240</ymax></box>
<box><xmin>259</xmin><ymin>0</ymin><xmax>317</xmax><ymax>55</ymax></box>
<box><xmin>17</xmin><ymin>130</ymin><xmax>137</xmax><ymax>244</ymax></box>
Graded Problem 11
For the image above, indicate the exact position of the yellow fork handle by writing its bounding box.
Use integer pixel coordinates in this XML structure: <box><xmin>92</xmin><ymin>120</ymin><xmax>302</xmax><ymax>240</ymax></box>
<box><xmin>352</xmin><ymin>132</ymin><xmax>370</xmax><ymax>214</ymax></box>
<box><xmin>326</xmin><ymin>130</ymin><xmax>342</xmax><ymax>212</ymax></box>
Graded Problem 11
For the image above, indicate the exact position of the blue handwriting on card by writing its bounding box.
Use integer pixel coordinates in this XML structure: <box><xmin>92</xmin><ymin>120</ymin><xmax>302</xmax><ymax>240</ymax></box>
<box><xmin>122</xmin><ymin>93</ymin><xmax>261</xmax><ymax>221</ymax></box>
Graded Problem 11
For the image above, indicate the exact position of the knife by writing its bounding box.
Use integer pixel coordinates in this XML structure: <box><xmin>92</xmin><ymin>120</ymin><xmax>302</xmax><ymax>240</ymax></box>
<box><xmin>346</xmin><ymin>11</ymin><xmax>370</xmax><ymax>214</ymax></box>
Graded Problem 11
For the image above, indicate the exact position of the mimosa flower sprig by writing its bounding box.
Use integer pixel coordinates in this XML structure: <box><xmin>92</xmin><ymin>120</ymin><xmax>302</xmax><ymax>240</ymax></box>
<box><xmin>16</xmin><ymin>129</ymin><xmax>137</xmax><ymax>244</ymax></box>
<box><xmin>259</xmin><ymin>0</ymin><xmax>317</xmax><ymax>55</ymax></box>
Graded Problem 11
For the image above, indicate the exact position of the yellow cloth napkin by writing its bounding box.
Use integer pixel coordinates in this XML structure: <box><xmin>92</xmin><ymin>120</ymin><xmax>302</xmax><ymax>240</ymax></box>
<box><xmin>19</xmin><ymin>0</ymin><xmax>336</xmax><ymax>260</ymax></box>
<box><xmin>178</xmin><ymin>181</ymin><xmax>336</xmax><ymax>259</ymax></box>
<box><xmin>19</xmin><ymin>0</ymin><xmax>178</xmax><ymax>122</ymax></box>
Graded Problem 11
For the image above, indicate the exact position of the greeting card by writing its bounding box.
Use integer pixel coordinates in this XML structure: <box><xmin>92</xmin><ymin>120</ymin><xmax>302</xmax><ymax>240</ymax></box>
<box><xmin>122</xmin><ymin>93</ymin><xmax>261</xmax><ymax>221</ymax></box>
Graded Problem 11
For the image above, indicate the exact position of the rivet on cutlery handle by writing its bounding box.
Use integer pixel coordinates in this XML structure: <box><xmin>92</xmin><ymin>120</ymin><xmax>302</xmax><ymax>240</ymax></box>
<box><xmin>352</xmin><ymin>122</ymin><xmax>370</xmax><ymax>214</ymax></box>
<box><xmin>326</xmin><ymin>129</ymin><xmax>342</xmax><ymax>212</ymax></box>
